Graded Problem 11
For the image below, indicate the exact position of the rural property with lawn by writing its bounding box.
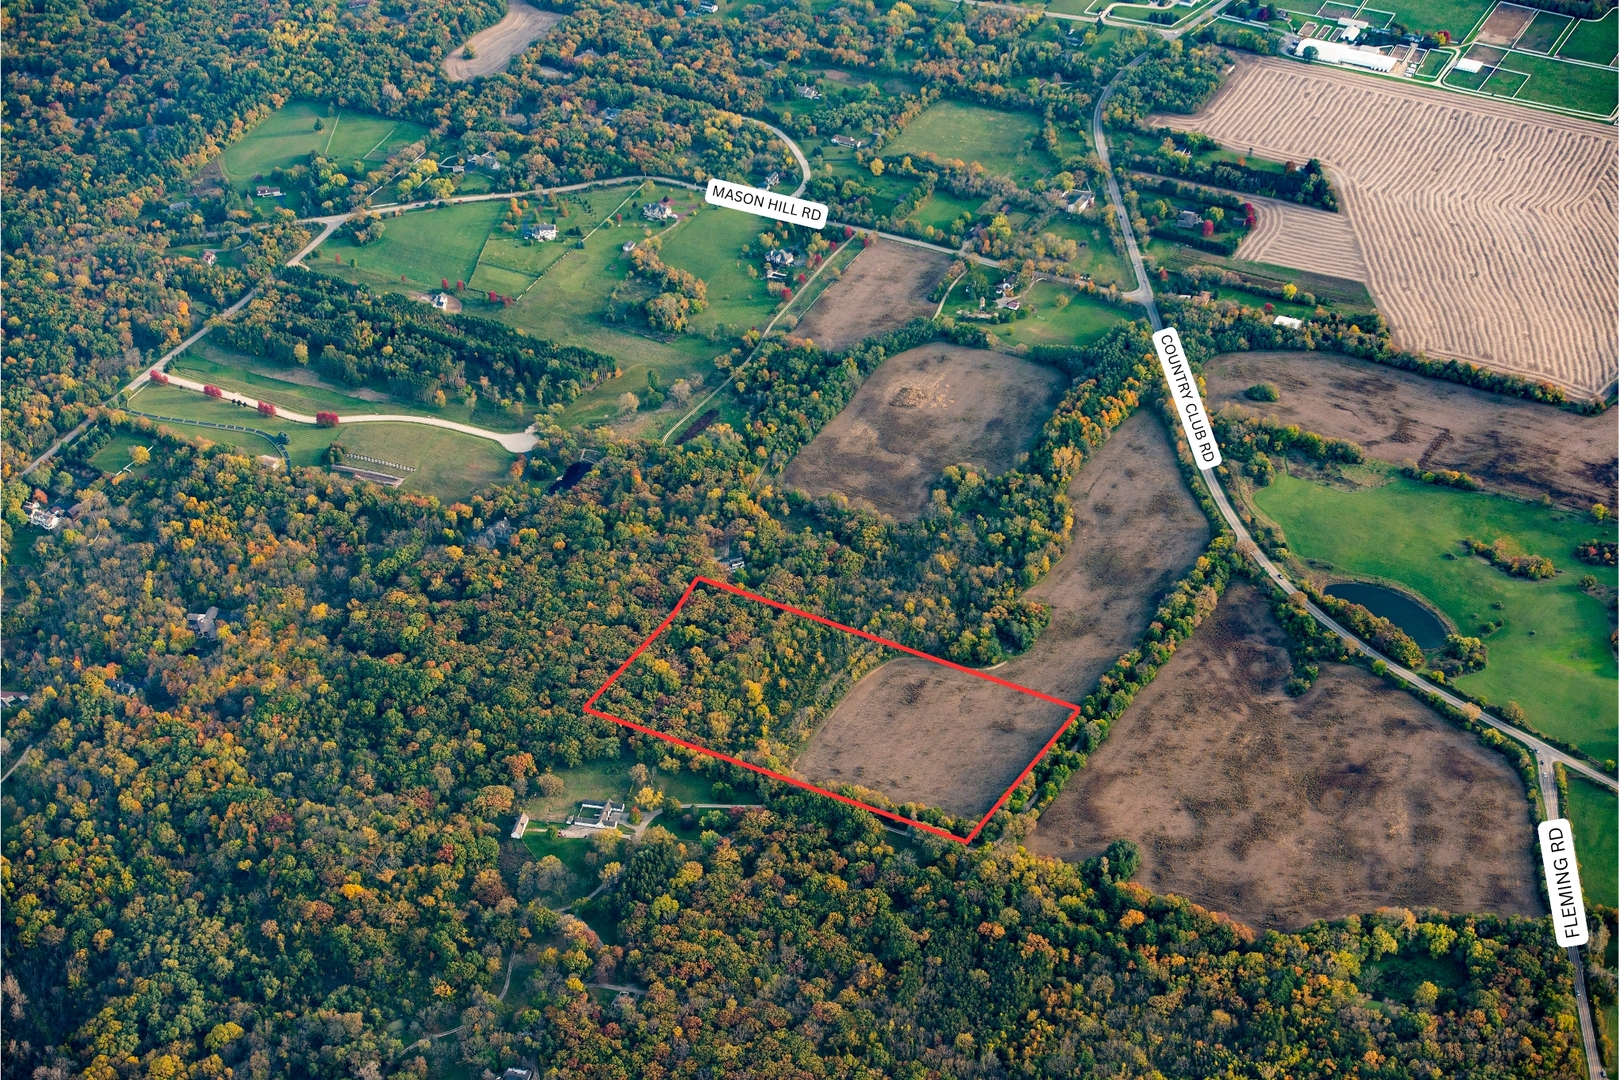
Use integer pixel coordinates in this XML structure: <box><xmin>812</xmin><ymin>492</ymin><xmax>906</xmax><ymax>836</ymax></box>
<box><xmin>6</xmin><ymin>1</ymin><xmax>1616</xmax><ymax>1078</ymax></box>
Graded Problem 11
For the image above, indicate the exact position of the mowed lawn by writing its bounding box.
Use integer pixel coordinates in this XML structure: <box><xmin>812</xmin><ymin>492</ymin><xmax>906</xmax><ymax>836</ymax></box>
<box><xmin>989</xmin><ymin>284</ymin><xmax>1134</xmax><ymax>348</ymax></box>
<box><xmin>884</xmin><ymin>102</ymin><xmax>1057</xmax><ymax>184</ymax></box>
<box><xmin>1386</xmin><ymin>0</ymin><xmax>1494</xmax><ymax>37</ymax></box>
<box><xmin>221</xmin><ymin>100</ymin><xmax>427</xmax><ymax>189</ymax></box>
<box><xmin>1252</xmin><ymin>472</ymin><xmax>1618</xmax><ymax>762</ymax></box>
<box><xmin>126</xmin><ymin>384</ymin><xmax>514</xmax><ymax>500</ymax></box>
<box><xmin>1567</xmin><ymin>775</ymin><xmax>1617</xmax><ymax>910</ymax></box>
<box><xmin>1509</xmin><ymin>51</ymin><xmax>1619</xmax><ymax>117</ymax></box>
<box><xmin>657</xmin><ymin>205</ymin><xmax>781</xmax><ymax>332</ymax></box>
<box><xmin>316</xmin><ymin>200</ymin><xmax>504</xmax><ymax>291</ymax></box>
<box><xmin>1559</xmin><ymin>9</ymin><xmax>1618</xmax><ymax>64</ymax></box>
<box><xmin>910</xmin><ymin>190</ymin><xmax>984</xmax><ymax>233</ymax></box>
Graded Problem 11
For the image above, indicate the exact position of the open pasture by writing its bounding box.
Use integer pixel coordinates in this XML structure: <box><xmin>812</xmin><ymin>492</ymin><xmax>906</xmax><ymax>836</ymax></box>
<box><xmin>1027</xmin><ymin>583</ymin><xmax>1541</xmax><ymax>929</ymax></box>
<box><xmin>792</xmin><ymin>241</ymin><xmax>952</xmax><ymax>351</ymax></box>
<box><xmin>883</xmin><ymin>102</ymin><xmax>1057</xmax><ymax>184</ymax></box>
<box><xmin>1559</xmin><ymin>9</ymin><xmax>1618</xmax><ymax>64</ymax></box>
<box><xmin>988</xmin><ymin>284</ymin><xmax>1133</xmax><ymax>350</ymax></box>
<box><xmin>1568</xmin><ymin>776</ymin><xmax>1618</xmax><ymax>910</ymax></box>
<box><xmin>781</xmin><ymin>344</ymin><xmax>1065</xmax><ymax>519</ymax></box>
<box><xmin>221</xmin><ymin>101</ymin><xmax>426</xmax><ymax>189</ymax></box>
<box><xmin>802</xmin><ymin>413</ymin><xmax>1211</xmax><ymax>818</ymax></box>
<box><xmin>1515</xmin><ymin>9</ymin><xmax>1571</xmax><ymax>51</ymax></box>
<box><xmin>1159</xmin><ymin>56</ymin><xmax>1618</xmax><ymax>396</ymax></box>
<box><xmin>317</xmin><ymin>200</ymin><xmax>505</xmax><ymax>291</ymax></box>
<box><xmin>657</xmin><ymin>205</ymin><xmax>780</xmax><ymax>332</ymax></box>
<box><xmin>1203</xmin><ymin>350</ymin><xmax>1617</xmax><ymax>510</ymax></box>
<box><xmin>1251</xmin><ymin>469</ymin><xmax>1618</xmax><ymax>763</ymax></box>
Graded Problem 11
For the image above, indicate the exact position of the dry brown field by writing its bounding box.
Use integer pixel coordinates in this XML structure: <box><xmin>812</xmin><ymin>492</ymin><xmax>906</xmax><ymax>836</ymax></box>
<box><xmin>1026</xmin><ymin>583</ymin><xmax>1542</xmax><ymax>930</ymax></box>
<box><xmin>793</xmin><ymin>242</ymin><xmax>953</xmax><ymax>351</ymax></box>
<box><xmin>443</xmin><ymin>0</ymin><xmax>562</xmax><ymax>80</ymax></box>
<box><xmin>1157</xmin><ymin>56</ymin><xmax>1618</xmax><ymax>398</ymax></box>
<box><xmin>1476</xmin><ymin>3</ymin><xmax>1536</xmax><ymax>44</ymax></box>
<box><xmin>794</xmin><ymin>412</ymin><xmax>1211</xmax><ymax>816</ymax></box>
<box><xmin>1234</xmin><ymin>195</ymin><xmax>1368</xmax><ymax>282</ymax></box>
<box><xmin>781</xmin><ymin>345</ymin><xmax>1064</xmax><ymax>520</ymax></box>
<box><xmin>1204</xmin><ymin>350</ymin><xmax>1618</xmax><ymax>506</ymax></box>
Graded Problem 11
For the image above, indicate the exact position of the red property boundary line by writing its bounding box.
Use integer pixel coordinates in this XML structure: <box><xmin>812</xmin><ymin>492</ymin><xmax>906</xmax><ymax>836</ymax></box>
<box><xmin>583</xmin><ymin>576</ymin><xmax>1082</xmax><ymax>845</ymax></box>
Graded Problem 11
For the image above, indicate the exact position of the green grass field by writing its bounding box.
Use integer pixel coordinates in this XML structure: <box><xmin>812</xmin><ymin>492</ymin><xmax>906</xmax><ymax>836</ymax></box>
<box><xmin>1389</xmin><ymin>0</ymin><xmax>1493</xmax><ymax>37</ymax></box>
<box><xmin>317</xmin><ymin>200</ymin><xmax>504</xmax><ymax>291</ymax></box>
<box><xmin>1037</xmin><ymin>217</ymin><xmax>1136</xmax><ymax>289</ymax></box>
<box><xmin>911</xmin><ymin>190</ymin><xmax>985</xmax><ymax>233</ymax></box>
<box><xmin>657</xmin><ymin>205</ymin><xmax>782</xmax><ymax>332</ymax></box>
<box><xmin>1517</xmin><ymin>10</ymin><xmax>1572</xmax><ymax>52</ymax></box>
<box><xmin>221</xmin><ymin>100</ymin><xmax>427</xmax><ymax>190</ymax></box>
<box><xmin>1567</xmin><ymin>775</ymin><xmax>1618</xmax><ymax>910</ymax></box>
<box><xmin>1559</xmin><ymin>9</ymin><xmax>1618</xmax><ymax>64</ymax></box>
<box><xmin>1417</xmin><ymin>47</ymin><xmax>1453</xmax><ymax>76</ymax></box>
<box><xmin>884</xmin><ymin>102</ymin><xmax>1058</xmax><ymax>185</ymax></box>
<box><xmin>87</xmin><ymin>433</ymin><xmax>157</xmax><ymax>478</ymax></box>
<box><xmin>1481</xmin><ymin>65</ymin><xmax>1531</xmax><ymax>96</ymax></box>
<box><xmin>169</xmin><ymin>343</ymin><xmax>529</xmax><ymax>432</ymax></box>
<box><xmin>1443</xmin><ymin>64</ymin><xmax>1495</xmax><ymax>90</ymax></box>
<box><xmin>1251</xmin><ymin>471</ymin><xmax>1618</xmax><ymax>762</ymax></box>
<box><xmin>127</xmin><ymin>383</ymin><xmax>514</xmax><ymax>500</ymax></box>
<box><xmin>988</xmin><ymin>284</ymin><xmax>1134</xmax><ymax>348</ymax></box>
<box><xmin>1509</xmin><ymin>51</ymin><xmax>1619</xmax><ymax>116</ymax></box>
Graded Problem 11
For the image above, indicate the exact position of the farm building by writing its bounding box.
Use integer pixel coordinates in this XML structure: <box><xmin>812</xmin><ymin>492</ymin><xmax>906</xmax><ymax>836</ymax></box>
<box><xmin>432</xmin><ymin>292</ymin><xmax>452</xmax><ymax>309</ymax></box>
<box><xmin>1274</xmin><ymin>314</ymin><xmax>1303</xmax><ymax>328</ymax></box>
<box><xmin>1291</xmin><ymin>38</ymin><xmax>1397</xmax><ymax>72</ymax></box>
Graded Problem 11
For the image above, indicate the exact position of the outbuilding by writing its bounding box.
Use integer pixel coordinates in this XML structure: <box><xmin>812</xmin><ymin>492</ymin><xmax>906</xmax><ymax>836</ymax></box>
<box><xmin>1292</xmin><ymin>37</ymin><xmax>1397</xmax><ymax>72</ymax></box>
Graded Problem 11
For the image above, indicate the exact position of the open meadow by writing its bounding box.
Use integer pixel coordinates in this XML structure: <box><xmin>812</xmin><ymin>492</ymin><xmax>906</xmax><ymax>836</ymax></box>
<box><xmin>317</xmin><ymin>200</ymin><xmax>505</xmax><ymax>291</ymax></box>
<box><xmin>798</xmin><ymin>413</ymin><xmax>1212</xmax><ymax>821</ymax></box>
<box><xmin>883</xmin><ymin>102</ymin><xmax>1057</xmax><ymax>184</ymax></box>
<box><xmin>781</xmin><ymin>344</ymin><xmax>1065</xmax><ymax>519</ymax></box>
<box><xmin>1027</xmin><ymin>583</ymin><xmax>1541</xmax><ymax>929</ymax></box>
<box><xmin>1559</xmin><ymin>9</ymin><xmax>1618</xmax><ymax>64</ymax></box>
<box><xmin>791</xmin><ymin>241</ymin><xmax>952</xmax><ymax>351</ymax></box>
<box><xmin>1250</xmin><ymin>469</ymin><xmax>1618</xmax><ymax>762</ymax></box>
<box><xmin>221</xmin><ymin>101</ymin><xmax>426</xmax><ymax>190</ymax></box>
<box><xmin>1567</xmin><ymin>775</ymin><xmax>1618</xmax><ymax>910</ymax></box>
<box><xmin>126</xmin><ymin>383</ymin><xmax>514</xmax><ymax>500</ymax></box>
<box><xmin>1158</xmin><ymin>55</ymin><xmax>1618</xmax><ymax>397</ymax></box>
<box><xmin>1203</xmin><ymin>350</ymin><xmax>1618</xmax><ymax>508</ymax></box>
<box><xmin>986</xmin><ymin>284</ymin><xmax>1134</xmax><ymax>350</ymax></box>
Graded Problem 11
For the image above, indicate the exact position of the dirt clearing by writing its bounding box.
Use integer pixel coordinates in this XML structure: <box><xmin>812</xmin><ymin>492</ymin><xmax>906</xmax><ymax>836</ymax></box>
<box><xmin>1027</xmin><ymin>583</ymin><xmax>1541</xmax><ymax>930</ymax></box>
<box><xmin>793</xmin><ymin>241</ymin><xmax>953</xmax><ymax>351</ymax></box>
<box><xmin>1156</xmin><ymin>56</ymin><xmax>1617</xmax><ymax>397</ymax></box>
<box><xmin>1204</xmin><ymin>350</ymin><xmax>1617</xmax><ymax>507</ymax></box>
<box><xmin>795</xmin><ymin>411</ymin><xmax>1211</xmax><ymax>816</ymax></box>
<box><xmin>781</xmin><ymin>345</ymin><xmax>1064</xmax><ymax>520</ymax></box>
<box><xmin>444</xmin><ymin>0</ymin><xmax>562</xmax><ymax>80</ymax></box>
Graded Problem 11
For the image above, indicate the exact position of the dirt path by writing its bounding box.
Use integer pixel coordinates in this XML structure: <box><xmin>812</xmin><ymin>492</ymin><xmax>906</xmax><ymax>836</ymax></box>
<box><xmin>794</xmin><ymin>411</ymin><xmax>1211</xmax><ymax>817</ymax></box>
<box><xmin>1027</xmin><ymin>582</ymin><xmax>1542</xmax><ymax>930</ymax></box>
<box><xmin>444</xmin><ymin>0</ymin><xmax>562</xmax><ymax>81</ymax></box>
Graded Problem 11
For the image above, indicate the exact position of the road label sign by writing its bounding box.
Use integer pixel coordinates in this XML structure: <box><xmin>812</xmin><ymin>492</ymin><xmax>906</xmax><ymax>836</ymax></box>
<box><xmin>705</xmin><ymin>177</ymin><xmax>827</xmax><ymax>229</ymax></box>
<box><xmin>1152</xmin><ymin>327</ymin><xmax>1222</xmax><ymax>469</ymax></box>
<box><xmin>1538</xmin><ymin>819</ymin><xmax>1589</xmax><ymax>946</ymax></box>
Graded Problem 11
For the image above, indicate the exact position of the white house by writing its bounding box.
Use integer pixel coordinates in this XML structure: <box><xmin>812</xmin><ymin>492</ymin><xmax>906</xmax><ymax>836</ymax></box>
<box><xmin>1273</xmin><ymin>314</ymin><xmax>1303</xmax><ymax>328</ymax></box>
<box><xmin>1065</xmin><ymin>190</ymin><xmax>1095</xmax><ymax>214</ymax></box>
<box><xmin>642</xmin><ymin>198</ymin><xmax>677</xmax><ymax>221</ymax></box>
<box><xmin>522</xmin><ymin>222</ymin><xmax>558</xmax><ymax>241</ymax></box>
<box><xmin>26</xmin><ymin>502</ymin><xmax>63</xmax><ymax>532</ymax></box>
<box><xmin>254</xmin><ymin>186</ymin><xmax>283</xmax><ymax>198</ymax></box>
<box><xmin>1292</xmin><ymin>37</ymin><xmax>1397</xmax><ymax>72</ymax></box>
<box><xmin>432</xmin><ymin>292</ymin><xmax>452</xmax><ymax>309</ymax></box>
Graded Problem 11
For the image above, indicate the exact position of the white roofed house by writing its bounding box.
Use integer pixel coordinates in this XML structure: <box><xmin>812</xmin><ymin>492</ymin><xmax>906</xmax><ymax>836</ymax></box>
<box><xmin>642</xmin><ymin>197</ymin><xmax>678</xmax><ymax>221</ymax></box>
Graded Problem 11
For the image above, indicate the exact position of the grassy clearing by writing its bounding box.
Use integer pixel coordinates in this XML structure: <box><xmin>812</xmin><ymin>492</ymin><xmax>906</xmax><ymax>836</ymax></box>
<box><xmin>1037</xmin><ymin>216</ymin><xmax>1136</xmax><ymax>288</ymax></box>
<box><xmin>657</xmin><ymin>206</ymin><xmax>782</xmax><ymax>332</ymax></box>
<box><xmin>221</xmin><ymin>100</ymin><xmax>426</xmax><ymax>190</ymax></box>
<box><xmin>169</xmin><ymin>343</ymin><xmax>529</xmax><ymax>432</ymax></box>
<box><xmin>1251</xmin><ymin>470</ymin><xmax>1618</xmax><ymax>761</ymax></box>
<box><xmin>1559</xmin><ymin>9</ymin><xmax>1618</xmax><ymax>64</ymax></box>
<box><xmin>1509</xmin><ymin>51</ymin><xmax>1618</xmax><ymax>115</ymax></box>
<box><xmin>1517</xmin><ymin>9</ymin><xmax>1572</xmax><ymax>51</ymax></box>
<box><xmin>126</xmin><ymin>384</ymin><xmax>514</xmax><ymax>500</ymax></box>
<box><xmin>316</xmin><ymin>201</ymin><xmax>505</xmax><ymax>291</ymax></box>
<box><xmin>988</xmin><ymin>283</ymin><xmax>1134</xmax><ymax>348</ymax></box>
<box><xmin>884</xmin><ymin>102</ymin><xmax>1057</xmax><ymax>185</ymax></box>
<box><xmin>1567</xmin><ymin>775</ymin><xmax>1618</xmax><ymax>909</ymax></box>
<box><xmin>88</xmin><ymin>433</ymin><xmax>158</xmax><ymax>477</ymax></box>
<box><xmin>910</xmin><ymin>190</ymin><xmax>986</xmax><ymax>233</ymax></box>
<box><xmin>1443</xmin><ymin>64</ymin><xmax>1495</xmax><ymax>90</ymax></box>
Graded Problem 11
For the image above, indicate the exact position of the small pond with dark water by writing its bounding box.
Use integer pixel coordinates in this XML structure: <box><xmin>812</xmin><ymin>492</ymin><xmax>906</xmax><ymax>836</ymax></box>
<box><xmin>1324</xmin><ymin>582</ymin><xmax>1448</xmax><ymax>650</ymax></box>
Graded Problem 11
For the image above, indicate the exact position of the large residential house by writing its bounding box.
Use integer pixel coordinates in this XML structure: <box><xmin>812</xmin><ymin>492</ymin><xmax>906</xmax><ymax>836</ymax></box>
<box><xmin>522</xmin><ymin>222</ymin><xmax>559</xmax><ymax>241</ymax></box>
<box><xmin>26</xmin><ymin>502</ymin><xmax>63</xmax><ymax>532</ymax></box>
<box><xmin>186</xmin><ymin>606</ymin><xmax>220</xmax><ymax>639</ymax></box>
<box><xmin>642</xmin><ymin>197</ymin><xmax>678</xmax><ymax>221</ymax></box>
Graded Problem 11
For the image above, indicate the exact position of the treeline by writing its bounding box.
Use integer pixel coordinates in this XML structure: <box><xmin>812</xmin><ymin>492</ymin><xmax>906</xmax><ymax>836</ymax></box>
<box><xmin>1102</xmin><ymin>39</ymin><xmax>1231</xmax><ymax>123</ymax></box>
<box><xmin>213</xmin><ymin>267</ymin><xmax>616</xmax><ymax>408</ymax></box>
<box><xmin>1124</xmin><ymin>129</ymin><xmax>1339</xmax><ymax>210</ymax></box>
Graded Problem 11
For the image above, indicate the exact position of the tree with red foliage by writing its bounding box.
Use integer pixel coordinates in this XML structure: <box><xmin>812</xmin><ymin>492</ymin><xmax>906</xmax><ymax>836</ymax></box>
<box><xmin>148</xmin><ymin>370</ymin><xmax>169</xmax><ymax>386</ymax></box>
<box><xmin>843</xmin><ymin>225</ymin><xmax>854</xmax><ymax>240</ymax></box>
<box><xmin>256</xmin><ymin>401</ymin><xmax>276</xmax><ymax>417</ymax></box>
<box><xmin>315</xmin><ymin>411</ymin><xmax>340</xmax><ymax>427</ymax></box>
<box><xmin>442</xmin><ymin>278</ymin><xmax>450</xmax><ymax>289</ymax></box>
<box><xmin>1201</xmin><ymin>219</ymin><xmax>1215</xmax><ymax>237</ymax></box>
<box><xmin>203</xmin><ymin>384</ymin><xmax>223</xmax><ymax>398</ymax></box>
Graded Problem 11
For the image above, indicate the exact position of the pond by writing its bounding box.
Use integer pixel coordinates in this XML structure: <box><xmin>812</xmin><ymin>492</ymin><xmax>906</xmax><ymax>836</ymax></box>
<box><xmin>1325</xmin><ymin>581</ymin><xmax>1449</xmax><ymax>650</ymax></box>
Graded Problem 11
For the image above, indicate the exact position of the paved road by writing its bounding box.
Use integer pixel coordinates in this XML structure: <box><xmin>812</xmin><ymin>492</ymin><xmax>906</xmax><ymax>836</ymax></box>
<box><xmin>1093</xmin><ymin>57</ymin><xmax>1609</xmax><ymax>1079</ymax></box>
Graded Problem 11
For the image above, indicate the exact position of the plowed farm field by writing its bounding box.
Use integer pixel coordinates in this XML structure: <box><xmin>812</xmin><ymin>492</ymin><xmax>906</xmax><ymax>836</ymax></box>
<box><xmin>1027</xmin><ymin>583</ymin><xmax>1542</xmax><ymax>930</ymax></box>
<box><xmin>1157</xmin><ymin>56</ymin><xmax>1618</xmax><ymax>398</ymax></box>
<box><xmin>793</xmin><ymin>242</ymin><xmax>953</xmax><ymax>351</ymax></box>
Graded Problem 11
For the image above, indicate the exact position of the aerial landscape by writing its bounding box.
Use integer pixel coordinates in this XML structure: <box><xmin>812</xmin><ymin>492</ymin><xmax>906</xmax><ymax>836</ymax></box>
<box><xmin>1</xmin><ymin>0</ymin><xmax>1615</xmax><ymax>1075</ymax></box>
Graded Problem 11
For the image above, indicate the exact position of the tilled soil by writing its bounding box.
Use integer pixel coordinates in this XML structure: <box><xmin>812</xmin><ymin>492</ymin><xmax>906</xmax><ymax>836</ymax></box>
<box><xmin>792</xmin><ymin>241</ymin><xmax>953</xmax><ymax>352</ymax></box>
<box><xmin>782</xmin><ymin>344</ymin><xmax>1065</xmax><ymax>520</ymax></box>
<box><xmin>444</xmin><ymin>0</ymin><xmax>562</xmax><ymax>81</ymax></box>
<box><xmin>1026</xmin><ymin>582</ymin><xmax>1542</xmax><ymax>930</ymax></box>
<box><xmin>795</xmin><ymin>412</ymin><xmax>1212</xmax><ymax>817</ymax></box>
<box><xmin>1204</xmin><ymin>350</ymin><xmax>1618</xmax><ymax>507</ymax></box>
